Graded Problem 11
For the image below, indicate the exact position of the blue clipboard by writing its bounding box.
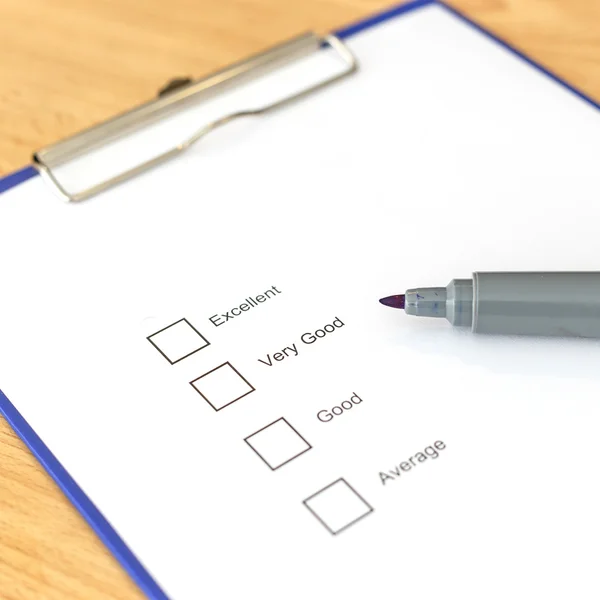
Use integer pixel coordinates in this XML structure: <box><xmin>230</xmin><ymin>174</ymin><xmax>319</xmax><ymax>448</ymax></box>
<box><xmin>1</xmin><ymin>1</ymin><xmax>599</xmax><ymax>597</ymax></box>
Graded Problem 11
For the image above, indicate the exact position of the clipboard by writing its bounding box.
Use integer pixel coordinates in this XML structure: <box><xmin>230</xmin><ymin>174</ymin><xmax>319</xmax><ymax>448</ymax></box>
<box><xmin>1</xmin><ymin>2</ymin><xmax>600</xmax><ymax>599</ymax></box>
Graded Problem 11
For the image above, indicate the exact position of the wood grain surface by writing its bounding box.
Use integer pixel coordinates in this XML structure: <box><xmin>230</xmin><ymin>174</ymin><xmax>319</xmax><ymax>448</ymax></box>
<box><xmin>1</xmin><ymin>1</ymin><xmax>599</xmax><ymax>598</ymax></box>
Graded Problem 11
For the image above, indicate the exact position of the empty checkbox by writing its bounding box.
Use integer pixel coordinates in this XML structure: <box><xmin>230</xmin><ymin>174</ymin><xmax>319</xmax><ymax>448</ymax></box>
<box><xmin>190</xmin><ymin>362</ymin><xmax>255</xmax><ymax>411</ymax></box>
<box><xmin>245</xmin><ymin>418</ymin><xmax>311</xmax><ymax>470</ymax></box>
<box><xmin>147</xmin><ymin>319</ymin><xmax>210</xmax><ymax>364</ymax></box>
<box><xmin>303</xmin><ymin>478</ymin><xmax>373</xmax><ymax>535</ymax></box>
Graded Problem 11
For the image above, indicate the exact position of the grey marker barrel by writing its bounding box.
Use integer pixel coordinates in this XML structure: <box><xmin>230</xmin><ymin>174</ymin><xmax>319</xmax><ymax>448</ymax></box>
<box><xmin>404</xmin><ymin>272</ymin><xmax>600</xmax><ymax>338</ymax></box>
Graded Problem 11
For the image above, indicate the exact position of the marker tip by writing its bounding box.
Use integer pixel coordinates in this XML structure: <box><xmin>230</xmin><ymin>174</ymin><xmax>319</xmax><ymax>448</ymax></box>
<box><xmin>379</xmin><ymin>294</ymin><xmax>405</xmax><ymax>309</ymax></box>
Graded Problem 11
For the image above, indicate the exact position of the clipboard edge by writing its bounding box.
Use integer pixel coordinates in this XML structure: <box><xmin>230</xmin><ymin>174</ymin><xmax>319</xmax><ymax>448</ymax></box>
<box><xmin>0</xmin><ymin>388</ymin><xmax>169</xmax><ymax>600</ymax></box>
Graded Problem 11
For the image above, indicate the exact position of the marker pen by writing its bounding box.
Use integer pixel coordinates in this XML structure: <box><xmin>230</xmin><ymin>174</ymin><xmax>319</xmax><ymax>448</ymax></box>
<box><xmin>380</xmin><ymin>272</ymin><xmax>600</xmax><ymax>338</ymax></box>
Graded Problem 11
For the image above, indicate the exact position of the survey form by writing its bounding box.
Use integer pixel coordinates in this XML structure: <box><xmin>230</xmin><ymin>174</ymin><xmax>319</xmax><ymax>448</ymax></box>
<box><xmin>1</xmin><ymin>3</ymin><xmax>600</xmax><ymax>599</ymax></box>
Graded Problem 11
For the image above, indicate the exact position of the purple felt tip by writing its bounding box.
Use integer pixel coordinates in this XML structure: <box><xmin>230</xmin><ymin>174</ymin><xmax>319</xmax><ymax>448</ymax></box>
<box><xmin>379</xmin><ymin>294</ymin><xmax>405</xmax><ymax>309</ymax></box>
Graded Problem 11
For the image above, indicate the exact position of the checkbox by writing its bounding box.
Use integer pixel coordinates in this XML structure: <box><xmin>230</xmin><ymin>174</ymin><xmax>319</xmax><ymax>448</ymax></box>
<box><xmin>147</xmin><ymin>319</ymin><xmax>210</xmax><ymax>364</ymax></box>
<box><xmin>245</xmin><ymin>418</ymin><xmax>311</xmax><ymax>470</ymax></box>
<box><xmin>190</xmin><ymin>362</ymin><xmax>255</xmax><ymax>411</ymax></box>
<box><xmin>303</xmin><ymin>478</ymin><xmax>373</xmax><ymax>535</ymax></box>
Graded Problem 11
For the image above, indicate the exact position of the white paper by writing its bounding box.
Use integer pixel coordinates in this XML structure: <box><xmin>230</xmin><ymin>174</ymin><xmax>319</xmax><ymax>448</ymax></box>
<box><xmin>2</xmin><ymin>4</ymin><xmax>600</xmax><ymax>599</ymax></box>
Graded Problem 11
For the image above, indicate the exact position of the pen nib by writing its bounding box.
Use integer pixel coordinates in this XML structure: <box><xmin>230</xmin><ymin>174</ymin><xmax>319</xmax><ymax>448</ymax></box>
<box><xmin>379</xmin><ymin>294</ymin><xmax>405</xmax><ymax>309</ymax></box>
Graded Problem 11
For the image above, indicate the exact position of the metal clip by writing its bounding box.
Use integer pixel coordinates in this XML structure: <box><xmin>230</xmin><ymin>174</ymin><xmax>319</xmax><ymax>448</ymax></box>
<box><xmin>33</xmin><ymin>32</ymin><xmax>358</xmax><ymax>202</ymax></box>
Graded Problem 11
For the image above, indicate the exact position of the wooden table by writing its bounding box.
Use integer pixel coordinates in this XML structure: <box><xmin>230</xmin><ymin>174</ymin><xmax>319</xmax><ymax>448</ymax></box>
<box><xmin>0</xmin><ymin>1</ymin><xmax>599</xmax><ymax>598</ymax></box>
